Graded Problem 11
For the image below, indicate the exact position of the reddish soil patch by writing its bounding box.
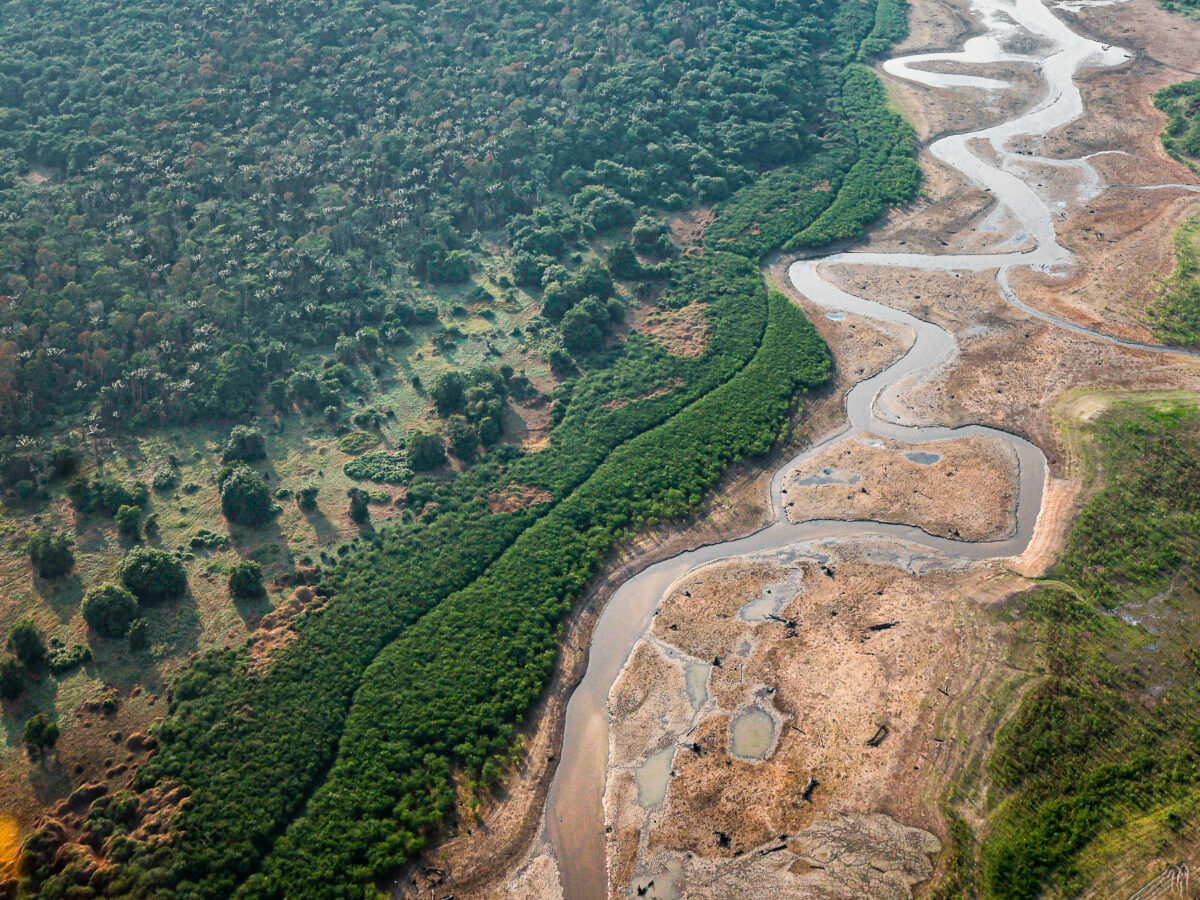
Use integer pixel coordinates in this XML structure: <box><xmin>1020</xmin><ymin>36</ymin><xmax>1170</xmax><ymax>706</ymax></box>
<box><xmin>669</xmin><ymin>208</ymin><xmax>714</xmax><ymax>257</ymax></box>
<box><xmin>246</xmin><ymin>586</ymin><xmax>325</xmax><ymax>675</ymax></box>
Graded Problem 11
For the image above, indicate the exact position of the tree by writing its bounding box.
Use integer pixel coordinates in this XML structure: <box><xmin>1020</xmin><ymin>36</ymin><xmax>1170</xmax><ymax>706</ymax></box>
<box><xmin>28</xmin><ymin>529</ymin><xmax>74</xmax><ymax>579</ymax></box>
<box><xmin>605</xmin><ymin>241</ymin><xmax>641</xmax><ymax>279</ymax></box>
<box><xmin>447</xmin><ymin>416</ymin><xmax>480</xmax><ymax>460</ymax></box>
<box><xmin>22</xmin><ymin>713</ymin><xmax>59</xmax><ymax>755</ymax></box>
<box><xmin>223</xmin><ymin>425</ymin><xmax>268</xmax><ymax>463</ymax></box>
<box><xmin>115</xmin><ymin>504</ymin><xmax>141</xmax><ymax>538</ymax></box>
<box><xmin>406</xmin><ymin>431</ymin><xmax>447</xmax><ymax>471</ymax></box>
<box><xmin>0</xmin><ymin>655</ymin><xmax>23</xmax><ymax>699</ymax></box>
<box><xmin>82</xmin><ymin>583</ymin><xmax>139</xmax><ymax>638</ymax></box>
<box><xmin>347</xmin><ymin>488</ymin><xmax>371</xmax><ymax>524</ymax></box>
<box><xmin>221</xmin><ymin>466</ymin><xmax>274</xmax><ymax>526</ymax></box>
<box><xmin>561</xmin><ymin>303</ymin><xmax>604</xmax><ymax>355</ymax></box>
<box><xmin>229</xmin><ymin>561</ymin><xmax>265</xmax><ymax>600</ymax></box>
<box><xmin>431</xmin><ymin>372</ymin><xmax>466</xmax><ymax>417</ymax></box>
<box><xmin>118</xmin><ymin>547</ymin><xmax>187</xmax><ymax>604</ymax></box>
<box><xmin>266</xmin><ymin>379</ymin><xmax>291</xmax><ymax>412</ymax></box>
<box><xmin>478</xmin><ymin>415</ymin><xmax>502</xmax><ymax>447</ymax></box>
<box><xmin>8</xmin><ymin>619</ymin><xmax>45</xmax><ymax>668</ymax></box>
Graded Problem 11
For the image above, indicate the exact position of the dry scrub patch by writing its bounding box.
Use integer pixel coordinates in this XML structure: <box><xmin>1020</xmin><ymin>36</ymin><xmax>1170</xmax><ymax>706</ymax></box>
<box><xmin>486</xmin><ymin>483</ymin><xmax>554</xmax><ymax>514</ymax></box>
<box><xmin>629</xmin><ymin>302</ymin><xmax>710</xmax><ymax>358</ymax></box>
<box><xmin>783</xmin><ymin>432</ymin><xmax>1019</xmax><ymax>541</ymax></box>
<box><xmin>668</xmin><ymin>207</ymin><xmax>714</xmax><ymax>256</ymax></box>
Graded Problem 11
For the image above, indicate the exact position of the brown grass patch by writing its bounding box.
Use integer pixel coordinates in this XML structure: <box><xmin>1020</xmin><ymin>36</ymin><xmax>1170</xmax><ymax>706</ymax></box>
<box><xmin>668</xmin><ymin>208</ymin><xmax>714</xmax><ymax>252</ymax></box>
<box><xmin>630</xmin><ymin>302</ymin><xmax>710</xmax><ymax>358</ymax></box>
<box><xmin>487</xmin><ymin>484</ymin><xmax>553</xmax><ymax>514</ymax></box>
<box><xmin>246</xmin><ymin>586</ymin><xmax>324</xmax><ymax>675</ymax></box>
<box><xmin>601</xmin><ymin>378</ymin><xmax>684</xmax><ymax>411</ymax></box>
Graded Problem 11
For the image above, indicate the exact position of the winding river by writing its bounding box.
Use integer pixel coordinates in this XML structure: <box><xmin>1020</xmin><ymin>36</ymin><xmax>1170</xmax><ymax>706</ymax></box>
<box><xmin>542</xmin><ymin>0</ymin><xmax>1200</xmax><ymax>896</ymax></box>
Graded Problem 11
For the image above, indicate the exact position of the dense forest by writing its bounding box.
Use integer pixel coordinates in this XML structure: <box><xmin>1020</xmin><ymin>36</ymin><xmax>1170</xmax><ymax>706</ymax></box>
<box><xmin>4</xmin><ymin>0</ymin><xmax>920</xmax><ymax>896</ymax></box>
<box><xmin>0</xmin><ymin>0</ymin><xmax>887</xmax><ymax>439</ymax></box>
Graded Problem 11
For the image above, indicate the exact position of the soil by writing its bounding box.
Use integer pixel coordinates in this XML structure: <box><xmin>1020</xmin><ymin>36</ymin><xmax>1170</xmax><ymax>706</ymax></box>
<box><xmin>782</xmin><ymin>432</ymin><xmax>1018</xmax><ymax>541</ymax></box>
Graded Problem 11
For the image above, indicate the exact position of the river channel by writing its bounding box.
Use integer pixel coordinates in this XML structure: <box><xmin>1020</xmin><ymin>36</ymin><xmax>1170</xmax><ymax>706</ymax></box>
<box><xmin>542</xmin><ymin>0</ymin><xmax>1198</xmax><ymax>896</ymax></box>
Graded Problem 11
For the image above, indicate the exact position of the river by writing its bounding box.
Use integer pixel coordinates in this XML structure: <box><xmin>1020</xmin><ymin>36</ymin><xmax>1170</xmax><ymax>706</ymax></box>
<box><xmin>542</xmin><ymin>0</ymin><xmax>1198</xmax><ymax>896</ymax></box>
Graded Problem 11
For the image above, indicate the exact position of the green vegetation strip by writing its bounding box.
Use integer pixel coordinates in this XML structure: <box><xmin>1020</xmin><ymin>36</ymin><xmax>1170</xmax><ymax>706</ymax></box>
<box><xmin>976</xmin><ymin>400</ymin><xmax>1200</xmax><ymax>899</ymax></box>
<box><xmin>247</xmin><ymin>290</ymin><xmax>827</xmax><ymax>896</ymax></box>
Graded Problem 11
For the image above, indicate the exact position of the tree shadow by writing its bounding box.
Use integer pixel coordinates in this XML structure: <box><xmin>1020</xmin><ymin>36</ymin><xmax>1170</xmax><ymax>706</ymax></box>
<box><xmin>32</xmin><ymin>573</ymin><xmax>84</xmax><ymax>625</ymax></box>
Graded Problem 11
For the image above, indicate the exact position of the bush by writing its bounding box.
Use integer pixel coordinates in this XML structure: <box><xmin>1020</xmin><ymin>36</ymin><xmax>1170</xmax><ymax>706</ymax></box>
<box><xmin>0</xmin><ymin>655</ymin><xmax>23</xmax><ymax>699</ymax></box>
<box><xmin>223</xmin><ymin>426</ymin><xmax>268</xmax><ymax>463</ymax></box>
<box><xmin>347</xmin><ymin>488</ymin><xmax>371</xmax><ymax>524</ymax></box>
<box><xmin>28</xmin><ymin>529</ymin><xmax>74</xmax><ymax>579</ymax></box>
<box><xmin>68</xmin><ymin>475</ymin><xmax>148</xmax><ymax>516</ymax></box>
<box><xmin>229</xmin><ymin>561</ymin><xmax>265</xmax><ymax>600</ymax></box>
<box><xmin>221</xmin><ymin>466</ymin><xmax>275</xmax><ymax>526</ymax></box>
<box><xmin>47</xmin><ymin>642</ymin><xmax>91</xmax><ymax>675</ymax></box>
<box><xmin>118</xmin><ymin>547</ymin><xmax>187</xmax><ymax>604</ymax></box>
<box><xmin>343</xmin><ymin>451</ymin><xmax>412</xmax><ymax>484</ymax></box>
<box><xmin>152</xmin><ymin>466</ymin><xmax>178</xmax><ymax>492</ymax></box>
<box><xmin>82</xmin><ymin>583</ymin><xmax>140</xmax><ymax>638</ymax></box>
<box><xmin>297</xmin><ymin>484</ymin><xmax>321</xmax><ymax>511</ymax></box>
<box><xmin>115</xmin><ymin>504</ymin><xmax>141</xmax><ymax>538</ymax></box>
<box><xmin>337</xmin><ymin>431</ymin><xmax>380</xmax><ymax>455</ymax></box>
<box><xmin>406</xmin><ymin>431</ymin><xmax>447</xmax><ymax>472</ymax></box>
<box><xmin>22</xmin><ymin>713</ymin><xmax>59</xmax><ymax>754</ymax></box>
<box><xmin>8</xmin><ymin>619</ymin><xmax>45</xmax><ymax>668</ymax></box>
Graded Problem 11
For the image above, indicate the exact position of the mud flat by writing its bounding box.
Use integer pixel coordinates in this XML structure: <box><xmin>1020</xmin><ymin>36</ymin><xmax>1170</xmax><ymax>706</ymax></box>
<box><xmin>782</xmin><ymin>432</ymin><xmax>1018</xmax><ymax>541</ymax></box>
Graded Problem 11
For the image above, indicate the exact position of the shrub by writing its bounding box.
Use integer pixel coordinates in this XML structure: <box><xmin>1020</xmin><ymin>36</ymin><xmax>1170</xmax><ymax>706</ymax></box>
<box><xmin>229</xmin><ymin>561</ymin><xmax>266</xmax><ymax>600</ymax></box>
<box><xmin>115</xmin><ymin>504</ymin><xmax>141</xmax><ymax>538</ymax></box>
<box><xmin>82</xmin><ymin>583</ymin><xmax>140</xmax><ymax>638</ymax></box>
<box><xmin>223</xmin><ymin>425</ymin><xmax>267</xmax><ymax>463</ymax></box>
<box><xmin>22</xmin><ymin>713</ymin><xmax>59</xmax><ymax>754</ymax></box>
<box><xmin>28</xmin><ymin>529</ymin><xmax>74</xmax><ymax>579</ymax></box>
<box><xmin>68</xmin><ymin>475</ymin><xmax>148</xmax><ymax>516</ymax></box>
<box><xmin>221</xmin><ymin>466</ymin><xmax>275</xmax><ymax>526</ymax></box>
<box><xmin>337</xmin><ymin>431</ymin><xmax>380</xmax><ymax>455</ymax></box>
<box><xmin>47</xmin><ymin>642</ymin><xmax>91</xmax><ymax>675</ymax></box>
<box><xmin>297</xmin><ymin>484</ymin><xmax>321</xmax><ymax>511</ymax></box>
<box><xmin>118</xmin><ymin>547</ymin><xmax>187</xmax><ymax>604</ymax></box>
<box><xmin>344</xmin><ymin>451</ymin><xmax>411</xmax><ymax>484</ymax></box>
<box><xmin>406</xmin><ymin>431</ymin><xmax>447</xmax><ymax>472</ymax></box>
<box><xmin>8</xmin><ymin>619</ymin><xmax>45</xmax><ymax>668</ymax></box>
<box><xmin>152</xmin><ymin>466</ymin><xmax>178</xmax><ymax>492</ymax></box>
<box><xmin>0</xmin><ymin>655</ymin><xmax>23</xmax><ymax>699</ymax></box>
<box><xmin>347</xmin><ymin>488</ymin><xmax>371</xmax><ymax>524</ymax></box>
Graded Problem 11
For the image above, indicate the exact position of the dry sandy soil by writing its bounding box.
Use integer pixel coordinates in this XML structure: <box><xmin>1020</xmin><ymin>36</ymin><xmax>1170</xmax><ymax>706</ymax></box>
<box><xmin>402</xmin><ymin>0</ymin><xmax>1200</xmax><ymax>896</ymax></box>
<box><xmin>782</xmin><ymin>432</ymin><xmax>1018</xmax><ymax>541</ymax></box>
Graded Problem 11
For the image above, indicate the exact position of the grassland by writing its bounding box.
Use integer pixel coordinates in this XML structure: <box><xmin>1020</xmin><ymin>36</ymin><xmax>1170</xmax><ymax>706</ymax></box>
<box><xmin>940</xmin><ymin>395</ymin><xmax>1200</xmax><ymax>900</ymax></box>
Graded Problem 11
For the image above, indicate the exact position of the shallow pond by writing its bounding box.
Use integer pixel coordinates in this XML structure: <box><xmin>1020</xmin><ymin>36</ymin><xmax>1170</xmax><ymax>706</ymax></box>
<box><xmin>729</xmin><ymin>707</ymin><xmax>776</xmax><ymax>761</ymax></box>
